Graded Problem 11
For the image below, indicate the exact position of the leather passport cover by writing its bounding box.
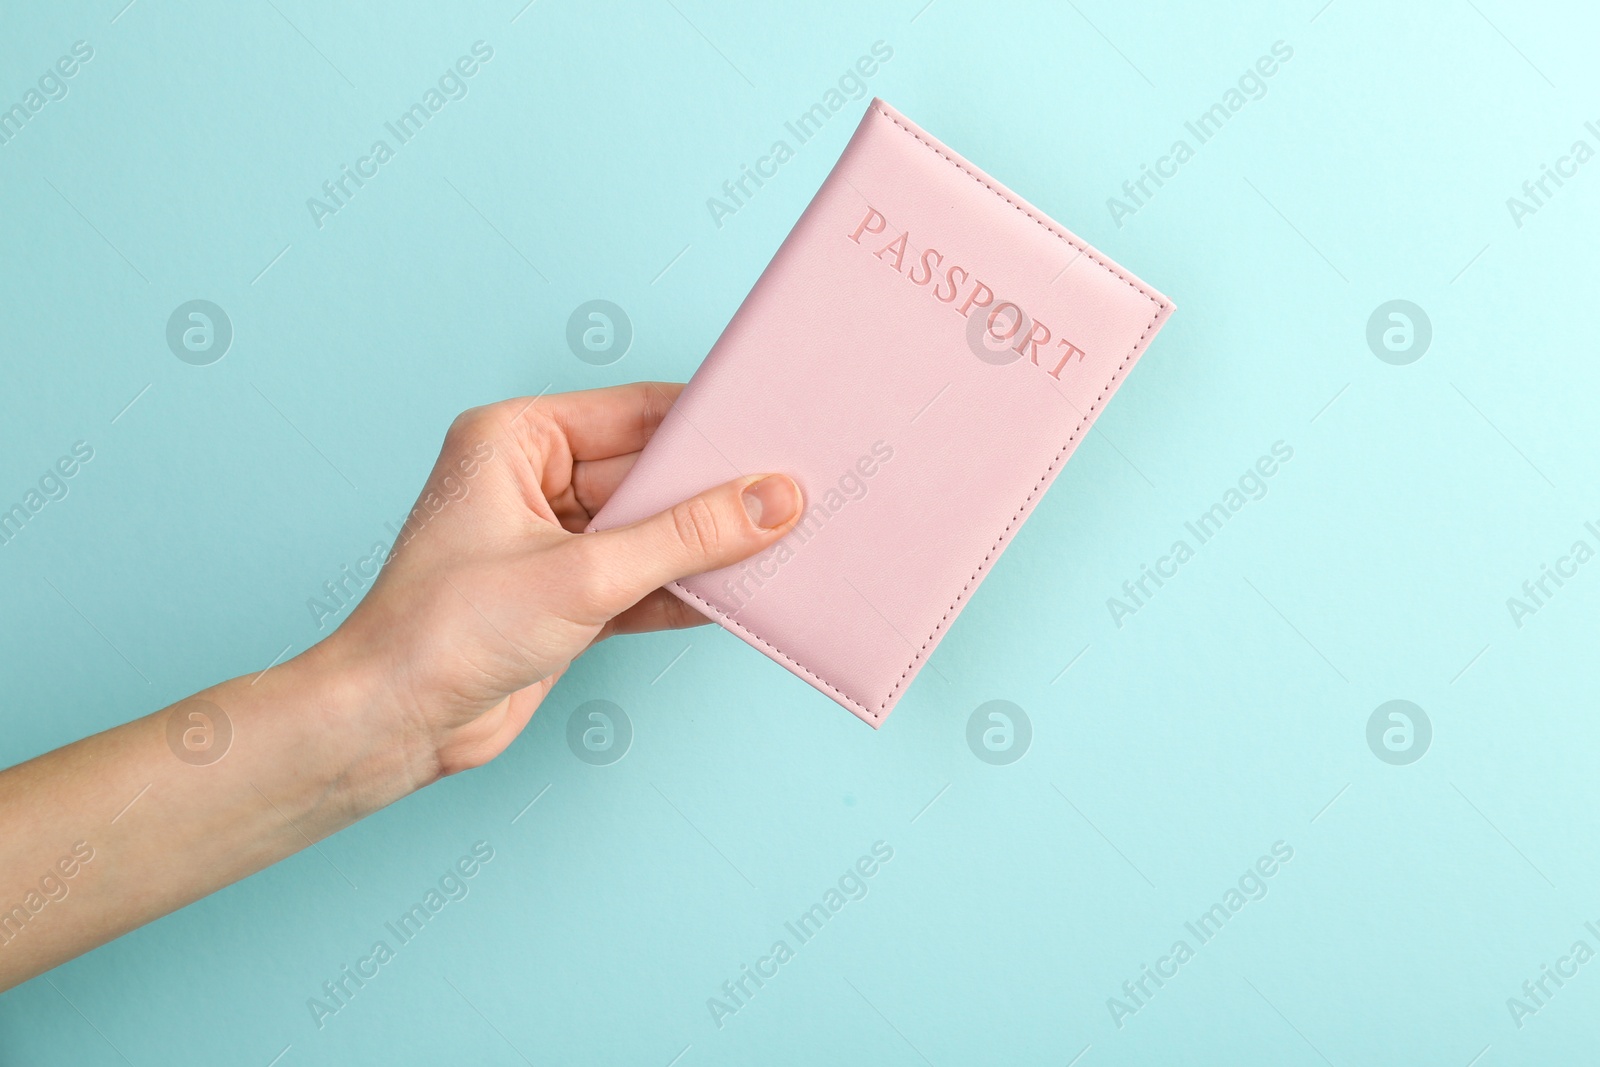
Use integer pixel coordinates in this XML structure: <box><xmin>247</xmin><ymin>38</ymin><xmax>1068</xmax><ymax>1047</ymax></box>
<box><xmin>588</xmin><ymin>98</ymin><xmax>1174</xmax><ymax>727</ymax></box>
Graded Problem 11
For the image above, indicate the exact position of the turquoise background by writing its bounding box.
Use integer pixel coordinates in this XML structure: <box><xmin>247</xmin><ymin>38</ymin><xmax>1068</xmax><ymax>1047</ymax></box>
<box><xmin>3</xmin><ymin>0</ymin><xmax>1598</xmax><ymax>1062</ymax></box>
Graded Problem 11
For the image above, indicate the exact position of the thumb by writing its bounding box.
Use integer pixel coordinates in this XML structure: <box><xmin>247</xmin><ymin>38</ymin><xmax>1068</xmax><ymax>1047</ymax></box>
<box><xmin>578</xmin><ymin>474</ymin><xmax>803</xmax><ymax>615</ymax></box>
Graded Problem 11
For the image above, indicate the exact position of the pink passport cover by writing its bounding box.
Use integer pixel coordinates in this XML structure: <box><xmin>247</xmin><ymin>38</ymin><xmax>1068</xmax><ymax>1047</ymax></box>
<box><xmin>589</xmin><ymin>99</ymin><xmax>1174</xmax><ymax>727</ymax></box>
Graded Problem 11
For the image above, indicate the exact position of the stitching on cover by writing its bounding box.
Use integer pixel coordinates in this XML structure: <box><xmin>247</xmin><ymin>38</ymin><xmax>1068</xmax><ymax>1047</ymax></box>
<box><xmin>669</xmin><ymin>581</ymin><xmax>877</xmax><ymax>720</ymax></box>
<box><xmin>675</xmin><ymin>104</ymin><xmax>1170</xmax><ymax>724</ymax></box>
<box><xmin>870</xmin><ymin>105</ymin><xmax>1167</xmax><ymax>311</ymax></box>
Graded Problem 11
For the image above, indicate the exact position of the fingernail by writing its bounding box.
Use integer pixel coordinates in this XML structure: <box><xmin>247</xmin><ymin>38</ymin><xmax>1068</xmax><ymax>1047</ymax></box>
<box><xmin>742</xmin><ymin>475</ymin><xmax>800</xmax><ymax>530</ymax></box>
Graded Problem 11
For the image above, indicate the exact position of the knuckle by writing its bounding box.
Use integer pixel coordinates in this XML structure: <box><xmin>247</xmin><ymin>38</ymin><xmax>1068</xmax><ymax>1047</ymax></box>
<box><xmin>641</xmin><ymin>382</ymin><xmax>674</xmax><ymax>429</ymax></box>
<box><xmin>439</xmin><ymin>407</ymin><xmax>515</xmax><ymax>476</ymax></box>
<box><xmin>444</xmin><ymin>406</ymin><xmax>494</xmax><ymax>451</ymax></box>
<box><xmin>447</xmin><ymin>405</ymin><xmax>483</xmax><ymax>434</ymax></box>
<box><xmin>567</xmin><ymin>537</ymin><xmax>628</xmax><ymax>608</ymax></box>
<box><xmin>670</xmin><ymin>497</ymin><xmax>724</xmax><ymax>558</ymax></box>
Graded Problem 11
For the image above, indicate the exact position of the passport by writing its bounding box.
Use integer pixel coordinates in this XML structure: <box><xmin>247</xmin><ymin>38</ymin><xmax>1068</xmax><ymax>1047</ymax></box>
<box><xmin>589</xmin><ymin>99</ymin><xmax>1175</xmax><ymax>726</ymax></box>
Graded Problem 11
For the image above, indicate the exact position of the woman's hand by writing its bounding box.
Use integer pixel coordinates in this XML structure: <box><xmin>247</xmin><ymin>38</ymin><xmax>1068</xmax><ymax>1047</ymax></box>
<box><xmin>329</xmin><ymin>381</ymin><xmax>802</xmax><ymax>781</ymax></box>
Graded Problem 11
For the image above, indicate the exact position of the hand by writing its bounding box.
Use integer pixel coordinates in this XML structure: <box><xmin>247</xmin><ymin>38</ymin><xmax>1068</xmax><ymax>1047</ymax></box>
<box><xmin>329</xmin><ymin>382</ymin><xmax>803</xmax><ymax>782</ymax></box>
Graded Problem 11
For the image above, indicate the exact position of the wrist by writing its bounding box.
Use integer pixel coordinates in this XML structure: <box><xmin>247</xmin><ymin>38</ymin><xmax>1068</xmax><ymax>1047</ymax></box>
<box><xmin>261</xmin><ymin>635</ymin><xmax>442</xmax><ymax>823</ymax></box>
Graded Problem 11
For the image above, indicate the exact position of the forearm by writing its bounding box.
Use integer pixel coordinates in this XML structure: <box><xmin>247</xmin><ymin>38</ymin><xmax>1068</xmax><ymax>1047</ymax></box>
<box><xmin>0</xmin><ymin>641</ymin><xmax>429</xmax><ymax>991</ymax></box>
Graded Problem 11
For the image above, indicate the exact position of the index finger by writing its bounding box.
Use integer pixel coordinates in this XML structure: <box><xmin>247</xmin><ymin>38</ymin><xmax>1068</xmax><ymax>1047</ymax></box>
<box><xmin>495</xmin><ymin>381</ymin><xmax>684</xmax><ymax>462</ymax></box>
